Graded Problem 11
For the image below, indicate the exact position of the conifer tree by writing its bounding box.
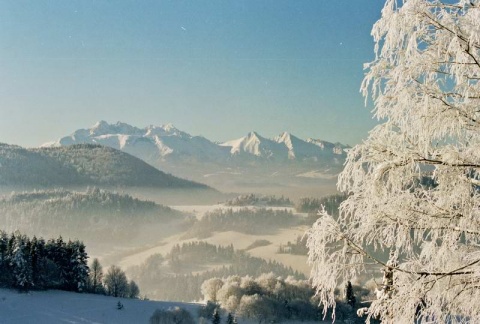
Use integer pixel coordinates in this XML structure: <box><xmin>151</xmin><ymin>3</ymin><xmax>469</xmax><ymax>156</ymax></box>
<box><xmin>226</xmin><ymin>313</ymin><xmax>234</xmax><ymax>324</ymax></box>
<box><xmin>11</xmin><ymin>234</ymin><xmax>33</xmax><ymax>290</ymax></box>
<box><xmin>212</xmin><ymin>308</ymin><xmax>220</xmax><ymax>324</ymax></box>
<box><xmin>344</xmin><ymin>281</ymin><xmax>356</xmax><ymax>308</ymax></box>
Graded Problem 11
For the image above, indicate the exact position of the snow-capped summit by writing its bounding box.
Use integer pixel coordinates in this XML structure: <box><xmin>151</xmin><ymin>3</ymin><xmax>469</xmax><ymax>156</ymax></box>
<box><xmin>145</xmin><ymin>123</ymin><xmax>191</xmax><ymax>138</ymax></box>
<box><xmin>90</xmin><ymin>121</ymin><xmax>143</xmax><ymax>137</ymax></box>
<box><xmin>221</xmin><ymin>131</ymin><xmax>287</xmax><ymax>158</ymax></box>
<box><xmin>306</xmin><ymin>138</ymin><xmax>348</xmax><ymax>155</ymax></box>
<box><xmin>43</xmin><ymin>122</ymin><xmax>349</xmax><ymax>183</ymax></box>
<box><xmin>43</xmin><ymin>121</ymin><xmax>229</xmax><ymax>163</ymax></box>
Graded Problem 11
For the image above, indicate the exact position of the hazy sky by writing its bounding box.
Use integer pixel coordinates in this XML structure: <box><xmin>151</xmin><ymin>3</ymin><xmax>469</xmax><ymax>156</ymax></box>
<box><xmin>1</xmin><ymin>1</ymin><xmax>384</xmax><ymax>147</ymax></box>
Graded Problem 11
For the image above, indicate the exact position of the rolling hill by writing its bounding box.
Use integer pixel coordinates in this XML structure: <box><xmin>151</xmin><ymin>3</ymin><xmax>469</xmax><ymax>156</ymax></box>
<box><xmin>0</xmin><ymin>143</ymin><xmax>209</xmax><ymax>189</ymax></box>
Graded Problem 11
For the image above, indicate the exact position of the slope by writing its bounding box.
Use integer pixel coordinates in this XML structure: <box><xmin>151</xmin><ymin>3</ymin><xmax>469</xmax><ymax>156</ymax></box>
<box><xmin>0</xmin><ymin>143</ymin><xmax>209</xmax><ymax>189</ymax></box>
<box><xmin>0</xmin><ymin>288</ymin><xmax>201</xmax><ymax>324</ymax></box>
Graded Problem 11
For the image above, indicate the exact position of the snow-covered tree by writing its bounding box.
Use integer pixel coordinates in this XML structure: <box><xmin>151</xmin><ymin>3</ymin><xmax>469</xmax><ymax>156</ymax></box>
<box><xmin>307</xmin><ymin>0</ymin><xmax>480</xmax><ymax>323</ymax></box>
<box><xmin>10</xmin><ymin>234</ymin><xmax>33</xmax><ymax>290</ymax></box>
<box><xmin>65</xmin><ymin>240</ymin><xmax>89</xmax><ymax>292</ymax></box>
<box><xmin>201</xmin><ymin>278</ymin><xmax>224</xmax><ymax>303</ymax></box>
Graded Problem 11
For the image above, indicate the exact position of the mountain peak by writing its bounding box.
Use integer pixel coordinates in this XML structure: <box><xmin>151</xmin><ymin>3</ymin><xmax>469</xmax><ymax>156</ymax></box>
<box><xmin>89</xmin><ymin>121</ymin><xmax>142</xmax><ymax>136</ymax></box>
<box><xmin>247</xmin><ymin>131</ymin><xmax>260</xmax><ymax>139</ymax></box>
<box><xmin>93</xmin><ymin>120</ymin><xmax>108</xmax><ymax>128</ymax></box>
<box><xmin>43</xmin><ymin>123</ymin><xmax>349</xmax><ymax>166</ymax></box>
<box><xmin>162</xmin><ymin>123</ymin><xmax>176</xmax><ymax>132</ymax></box>
<box><xmin>145</xmin><ymin>123</ymin><xmax>190</xmax><ymax>138</ymax></box>
<box><xmin>275</xmin><ymin>131</ymin><xmax>292</xmax><ymax>143</ymax></box>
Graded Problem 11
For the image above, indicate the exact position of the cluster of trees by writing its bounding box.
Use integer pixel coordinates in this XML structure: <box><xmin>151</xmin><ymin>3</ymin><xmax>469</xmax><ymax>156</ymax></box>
<box><xmin>224</xmin><ymin>194</ymin><xmax>292</xmax><ymax>207</ymax></box>
<box><xmin>167</xmin><ymin>242</ymin><xmax>235</xmax><ymax>272</ymax></box>
<box><xmin>0</xmin><ymin>189</ymin><xmax>182</xmax><ymax>243</ymax></box>
<box><xmin>129</xmin><ymin>242</ymin><xmax>304</xmax><ymax>301</ymax></box>
<box><xmin>243</xmin><ymin>240</ymin><xmax>271</xmax><ymax>251</ymax></box>
<box><xmin>0</xmin><ymin>231</ymin><xmax>88</xmax><ymax>291</ymax></box>
<box><xmin>0</xmin><ymin>231</ymin><xmax>139</xmax><ymax>299</ymax></box>
<box><xmin>277</xmin><ymin>235</ymin><xmax>308</xmax><ymax>255</ymax></box>
<box><xmin>295</xmin><ymin>194</ymin><xmax>346</xmax><ymax>215</ymax></box>
<box><xmin>150</xmin><ymin>307</ymin><xmax>195</xmax><ymax>324</ymax></box>
<box><xmin>200</xmin><ymin>273</ymin><xmax>322</xmax><ymax>322</ymax></box>
<box><xmin>197</xmin><ymin>302</ymin><xmax>238</xmax><ymax>324</ymax></box>
<box><xmin>89</xmin><ymin>260</ymin><xmax>140</xmax><ymax>298</ymax></box>
<box><xmin>185</xmin><ymin>208</ymin><xmax>297</xmax><ymax>238</ymax></box>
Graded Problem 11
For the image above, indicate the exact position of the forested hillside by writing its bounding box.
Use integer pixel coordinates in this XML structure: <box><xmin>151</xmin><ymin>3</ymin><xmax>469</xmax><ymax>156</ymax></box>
<box><xmin>184</xmin><ymin>207</ymin><xmax>298</xmax><ymax>238</ymax></box>
<box><xmin>0</xmin><ymin>143</ymin><xmax>209</xmax><ymax>189</ymax></box>
<box><xmin>129</xmin><ymin>241</ymin><xmax>304</xmax><ymax>301</ymax></box>
<box><xmin>0</xmin><ymin>188</ymin><xmax>185</xmax><ymax>243</ymax></box>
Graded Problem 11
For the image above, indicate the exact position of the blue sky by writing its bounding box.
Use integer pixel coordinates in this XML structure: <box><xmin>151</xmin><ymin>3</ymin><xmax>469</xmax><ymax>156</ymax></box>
<box><xmin>0</xmin><ymin>1</ymin><xmax>384</xmax><ymax>147</ymax></box>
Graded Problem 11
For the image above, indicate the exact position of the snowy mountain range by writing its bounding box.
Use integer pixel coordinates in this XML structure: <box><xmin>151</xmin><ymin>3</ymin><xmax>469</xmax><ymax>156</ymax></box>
<box><xmin>43</xmin><ymin>121</ymin><xmax>348</xmax><ymax>164</ymax></box>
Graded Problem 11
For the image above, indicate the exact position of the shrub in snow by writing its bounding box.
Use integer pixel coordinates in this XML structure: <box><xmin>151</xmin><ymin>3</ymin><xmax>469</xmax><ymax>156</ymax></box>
<box><xmin>149</xmin><ymin>307</ymin><xmax>195</xmax><ymax>324</ymax></box>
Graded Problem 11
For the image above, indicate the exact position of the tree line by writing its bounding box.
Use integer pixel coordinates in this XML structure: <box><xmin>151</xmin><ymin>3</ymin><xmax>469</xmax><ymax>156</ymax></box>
<box><xmin>0</xmin><ymin>230</ymin><xmax>139</xmax><ymax>299</ymax></box>
<box><xmin>184</xmin><ymin>208</ymin><xmax>297</xmax><ymax>238</ymax></box>
<box><xmin>224</xmin><ymin>194</ymin><xmax>292</xmax><ymax>207</ymax></box>
<box><xmin>0</xmin><ymin>188</ymin><xmax>181</xmax><ymax>243</ymax></box>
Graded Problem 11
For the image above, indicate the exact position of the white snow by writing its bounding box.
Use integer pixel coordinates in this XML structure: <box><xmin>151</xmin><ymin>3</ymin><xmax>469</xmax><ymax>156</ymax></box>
<box><xmin>0</xmin><ymin>288</ymin><xmax>201</xmax><ymax>324</ymax></box>
<box><xmin>42</xmin><ymin>121</ymin><xmax>347</xmax><ymax>165</ymax></box>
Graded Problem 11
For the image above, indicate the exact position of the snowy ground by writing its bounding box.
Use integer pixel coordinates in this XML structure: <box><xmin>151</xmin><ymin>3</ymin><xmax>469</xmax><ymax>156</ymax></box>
<box><xmin>0</xmin><ymin>289</ymin><xmax>330</xmax><ymax>324</ymax></box>
<box><xmin>0</xmin><ymin>288</ymin><xmax>201</xmax><ymax>324</ymax></box>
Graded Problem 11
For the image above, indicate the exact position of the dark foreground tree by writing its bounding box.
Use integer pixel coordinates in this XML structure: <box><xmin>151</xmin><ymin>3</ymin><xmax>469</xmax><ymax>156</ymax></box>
<box><xmin>104</xmin><ymin>265</ymin><xmax>128</xmax><ymax>297</ymax></box>
<box><xmin>87</xmin><ymin>258</ymin><xmax>104</xmax><ymax>294</ymax></box>
<box><xmin>128</xmin><ymin>280</ymin><xmax>140</xmax><ymax>299</ymax></box>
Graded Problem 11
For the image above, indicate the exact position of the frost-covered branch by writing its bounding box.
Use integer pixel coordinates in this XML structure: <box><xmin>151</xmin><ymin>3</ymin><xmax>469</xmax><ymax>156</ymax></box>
<box><xmin>308</xmin><ymin>0</ymin><xmax>480</xmax><ymax>322</ymax></box>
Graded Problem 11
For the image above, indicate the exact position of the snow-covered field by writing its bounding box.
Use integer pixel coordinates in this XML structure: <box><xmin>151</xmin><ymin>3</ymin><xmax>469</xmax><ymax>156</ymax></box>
<box><xmin>116</xmin><ymin>203</ymin><xmax>311</xmax><ymax>276</ymax></box>
<box><xmin>0</xmin><ymin>289</ymin><xmax>328</xmax><ymax>324</ymax></box>
<box><xmin>0</xmin><ymin>288</ymin><xmax>201</xmax><ymax>324</ymax></box>
<box><xmin>118</xmin><ymin>226</ymin><xmax>310</xmax><ymax>276</ymax></box>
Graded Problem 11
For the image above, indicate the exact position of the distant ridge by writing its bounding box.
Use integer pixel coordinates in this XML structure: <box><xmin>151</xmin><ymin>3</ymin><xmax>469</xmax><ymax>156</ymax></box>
<box><xmin>43</xmin><ymin>121</ymin><xmax>349</xmax><ymax>164</ymax></box>
<box><xmin>41</xmin><ymin>121</ymin><xmax>350</xmax><ymax>192</ymax></box>
<box><xmin>0</xmin><ymin>143</ymin><xmax>209</xmax><ymax>189</ymax></box>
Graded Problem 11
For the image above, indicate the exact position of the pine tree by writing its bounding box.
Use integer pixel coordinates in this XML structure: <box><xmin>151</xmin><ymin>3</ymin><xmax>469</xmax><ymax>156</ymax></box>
<box><xmin>344</xmin><ymin>281</ymin><xmax>356</xmax><ymax>308</ymax></box>
<box><xmin>226</xmin><ymin>313</ymin><xmax>234</xmax><ymax>324</ymax></box>
<box><xmin>10</xmin><ymin>234</ymin><xmax>33</xmax><ymax>290</ymax></box>
<box><xmin>67</xmin><ymin>240</ymin><xmax>89</xmax><ymax>292</ymax></box>
<box><xmin>212</xmin><ymin>308</ymin><xmax>220</xmax><ymax>324</ymax></box>
<box><xmin>0</xmin><ymin>231</ymin><xmax>10</xmax><ymax>284</ymax></box>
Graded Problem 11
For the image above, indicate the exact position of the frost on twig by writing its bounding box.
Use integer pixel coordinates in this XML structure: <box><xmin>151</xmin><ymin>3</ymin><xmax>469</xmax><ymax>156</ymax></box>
<box><xmin>307</xmin><ymin>0</ymin><xmax>480</xmax><ymax>323</ymax></box>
